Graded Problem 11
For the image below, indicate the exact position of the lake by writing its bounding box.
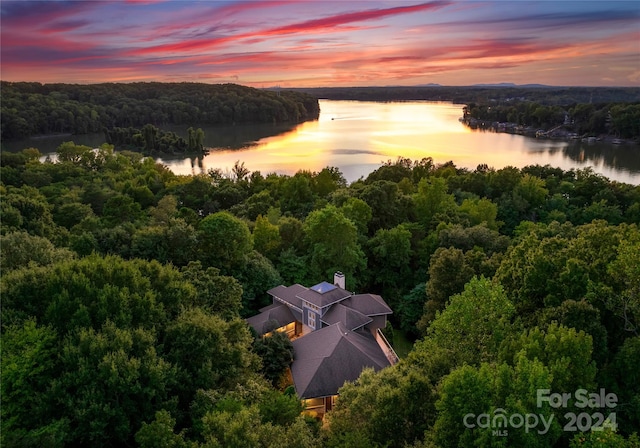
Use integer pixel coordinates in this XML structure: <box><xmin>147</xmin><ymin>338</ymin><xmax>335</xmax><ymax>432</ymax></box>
<box><xmin>9</xmin><ymin>100</ymin><xmax>640</xmax><ymax>184</ymax></box>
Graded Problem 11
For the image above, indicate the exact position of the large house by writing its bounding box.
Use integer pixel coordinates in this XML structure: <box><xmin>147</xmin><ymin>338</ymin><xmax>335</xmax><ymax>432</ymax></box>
<box><xmin>247</xmin><ymin>272</ymin><xmax>398</xmax><ymax>418</ymax></box>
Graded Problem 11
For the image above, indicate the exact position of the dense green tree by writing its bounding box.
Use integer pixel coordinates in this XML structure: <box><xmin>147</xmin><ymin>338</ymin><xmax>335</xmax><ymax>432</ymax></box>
<box><xmin>53</xmin><ymin>202</ymin><xmax>95</xmax><ymax>229</ymax></box>
<box><xmin>326</xmin><ymin>366</ymin><xmax>436</xmax><ymax>448</ymax></box>
<box><xmin>570</xmin><ymin>428</ymin><xmax>640</xmax><ymax>448</ymax></box>
<box><xmin>488</xmin><ymin>166</ymin><xmax>523</xmax><ymax>199</ymax></box>
<box><xmin>169</xmin><ymin>174</ymin><xmax>216</xmax><ymax>214</ymax></box>
<box><xmin>200</xmin><ymin>404</ymin><xmax>318</xmax><ymax>448</ymax></box>
<box><xmin>101</xmin><ymin>194</ymin><xmax>143</xmax><ymax>226</ymax></box>
<box><xmin>163</xmin><ymin>218</ymin><xmax>199</xmax><ymax>266</ymax></box>
<box><xmin>179</xmin><ymin>261</ymin><xmax>243</xmax><ymax>319</ymax></box>
<box><xmin>418</xmin><ymin>247</ymin><xmax>475</xmax><ymax>329</ymax></box>
<box><xmin>0</xmin><ymin>254</ymin><xmax>192</xmax><ymax>333</ymax></box>
<box><xmin>339</xmin><ymin>197</ymin><xmax>372</xmax><ymax>235</ymax></box>
<box><xmin>366</xmin><ymin>225</ymin><xmax>412</xmax><ymax>295</ymax></box>
<box><xmin>539</xmin><ymin>299</ymin><xmax>609</xmax><ymax>366</ymax></box>
<box><xmin>257</xmin><ymin>389</ymin><xmax>305</xmax><ymax>427</ymax></box>
<box><xmin>279</xmin><ymin>171</ymin><xmax>316</xmax><ymax>218</ymax></box>
<box><xmin>2</xmin><ymin>185</ymin><xmax>59</xmax><ymax>239</ymax></box>
<box><xmin>164</xmin><ymin>308</ymin><xmax>259</xmax><ymax>412</ymax></box>
<box><xmin>365</xmin><ymin>158</ymin><xmax>414</xmax><ymax>184</ymax></box>
<box><xmin>253</xmin><ymin>330</ymin><xmax>294</xmax><ymax>386</ymax></box>
<box><xmin>235</xmin><ymin>189</ymin><xmax>275</xmax><ymax>221</ymax></box>
<box><xmin>1</xmin><ymin>319</ymin><xmax>66</xmax><ymax>448</ymax></box>
<box><xmin>197</xmin><ymin>211</ymin><xmax>253</xmax><ymax>272</ymax></box>
<box><xmin>54</xmin><ymin>322</ymin><xmax>176</xmax><ymax>447</ymax></box>
<box><xmin>458</xmin><ymin>197</ymin><xmax>500</xmax><ymax>230</ymax></box>
<box><xmin>605</xmin><ymin>235</ymin><xmax>640</xmax><ymax>336</ymax></box>
<box><xmin>433</xmin><ymin>357</ymin><xmax>561</xmax><ymax>448</ymax></box>
<box><xmin>69</xmin><ymin>231</ymin><xmax>99</xmax><ymax>256</ymax></box>
<box><xmin>94</xmin><ymin>224</ymin><xmax>134</xmax><ymax>258</ymax></box>
<box><xmin>499</xmin><ymin>323</ymin><xmax>596</xmax><ymax>394</ymax></box>
<box><xmin>413</xmin><ymin>177</ymin><xmax>457</xmax><ymax>230</ymax></box>
<box><xmin>303</xmin><ymin>205</ymin><xmax>366</xmax><ymax>287</ymax></box>
<box><xmin>55</xmin><ymin>141</ymin><xmax>95</xmax><ymax>166</ymax></box>
<box><xmin>149</xmin><ymin>195</ymin><xmax>178</xmax><ymax>224</ymax></box>
<box><xmin>253</xmin><ymin>214</ymin><xmax>282</xmax><ymax>260</ymax></box>
<box><xmin>278</xmin><ymin>216</ymin><xmax>306</xmax><ymax>254</ymax></box>
<box><xmin>358</xmin><ymin>180</ymin><xmax>406</xmax><ymax>232</ymax></box>
<box><xmin>0</xmin><ymin>231</ymin><xmax>75</xmax><ymax>271</ymax></box>
<box><xmin>210</xmin><ymin>180</ymin><xmax>247</xmax><ymax>210</ymax></box>
<box><xmin>314</xmin><ymin>167</ymin><xmax>347</xmax><ymax>198</ymax></box>
<box><xmin>437</xmin><ymin>223</ymin><xmax>509</xmax><ymax>255</ymax></box>
<box><xmin>496</xmin><ymin>220</ymin><xmax>630</xmax><ymax>320</ymax></box>
<box><xmin>396</xmin><ymin>283</ymin><xmax>427</xmax><ymax>337</ymax></box>
<box><xmin>131</xmin><ymin>226</ymin><xmax>170</xmax><ymax>262</ymax></box>
<box><xmin>276</xmin><ymin>247</ymin><xmax>309</xmax><ymax>285</ymax></box>
<box><xmin>605</xmin><ymin>336</ymin><xmax>640</xmax><ymax>435</ymax></box>
<box><xmin>426</xmin><ymin>277</ymin><xmax>516</xmax><ymax>365</ymax></box>
<box><xmin>135</xmin><ymin>410</ymin><xmax>195</xmax><ymax>448</ymax></box>
<box><xmin>236</xmin><ymin>251</ymin><xmax>283</xmax><ymax>315</ymax></box>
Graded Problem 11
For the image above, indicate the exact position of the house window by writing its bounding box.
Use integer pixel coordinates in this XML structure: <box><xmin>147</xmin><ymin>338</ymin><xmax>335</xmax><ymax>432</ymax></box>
<box><xmin>308</xmin><ymin>310</ymin><xmax>316</xmax><ymax>330</ymax></box>
<box><xmin>304</xmin><ymin>301</ymin><xmax>319</xmax><ymax>312</ymax></box>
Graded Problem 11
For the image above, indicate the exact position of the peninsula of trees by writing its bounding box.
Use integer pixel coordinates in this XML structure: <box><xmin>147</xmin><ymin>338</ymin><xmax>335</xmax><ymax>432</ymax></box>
<box><xmin>0</xmin><ymin>82</ymin><xmax>320</xmax><ymax>141</ymax></box>
<box><xmin>2</xmin><ymin>142</ymin><xmax>639</xmax><ymax>447</ymax></box>
<box><xmin>462</xmin><ymin>101</ymin><xmax>640</xmax><ymax>140</ymax></box>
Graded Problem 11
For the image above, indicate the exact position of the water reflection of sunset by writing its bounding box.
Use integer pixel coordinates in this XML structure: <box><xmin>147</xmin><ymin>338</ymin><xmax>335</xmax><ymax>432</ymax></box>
<box><xmin>155</xmin><ymin>100</ymin><xmax>640</xmax><ymax>185</ymax></box>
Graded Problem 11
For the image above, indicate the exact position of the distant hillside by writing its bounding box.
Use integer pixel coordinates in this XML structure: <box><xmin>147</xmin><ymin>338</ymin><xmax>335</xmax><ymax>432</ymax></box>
<box><xmin>471</xmin><ymin>83</ymin><xmax>550</xmax><ymax>88</ymax></box>
<box><xmin>290</xmin><ymin>85</ymin><xmax>640</xmax><ymax>105</ymax></box>
<box><xmin>1</xmin><ymin>82</ymin><xmax>320</xmax><ymax>141</ymax></box>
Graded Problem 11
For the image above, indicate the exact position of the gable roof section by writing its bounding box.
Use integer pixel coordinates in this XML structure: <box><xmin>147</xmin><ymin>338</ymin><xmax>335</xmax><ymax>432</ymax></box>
<box><xmin>296</xmin><ymin>284</ymin><xmax>351</xmax><ymax>308</ymax></box>
<box><xmin>246</xmin><ymin>303</ymin><xmax>296</xmax><ymax>336</ymax></box>
<box><xmin>291</xmin><ymin>322</ymin><xmax>390</xmax><ymax>399</ymax></box>
<box><xmin>342</xmin><ymin>293</ymin><xmax>392</xmax><ymax>317</ymax></box>
<box><xmin>321</xmin><ymin>303</ymin><xmax>372</xmax><ymax>331</ymax></box>
<box><xmin>267</xmin><ymin>284</ymin><xmax>307</xmax><ymax>310</ymax></box>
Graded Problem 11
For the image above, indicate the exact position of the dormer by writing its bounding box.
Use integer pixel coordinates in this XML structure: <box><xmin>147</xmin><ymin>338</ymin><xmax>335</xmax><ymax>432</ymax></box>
<box><xmin>296</xmin><ymin>281</ymin><xmax>351</xmax><ymax>330</ymax></box>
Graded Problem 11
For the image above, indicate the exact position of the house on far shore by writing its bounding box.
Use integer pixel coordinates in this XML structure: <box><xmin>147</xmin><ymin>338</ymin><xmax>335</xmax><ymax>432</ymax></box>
<box><xmin>246</xmin><ymin>272</ymin><xmax>398</xmax><ymax>419</ymax></box>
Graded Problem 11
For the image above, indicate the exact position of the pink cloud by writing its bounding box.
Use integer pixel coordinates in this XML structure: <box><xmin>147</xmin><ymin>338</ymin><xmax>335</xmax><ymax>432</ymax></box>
<box><xmin>129</xmin><ymin>1</ymin><xmax>449</xmax><ymax>55</ymax></box>
<box><xmin>258</xmin><ymin>1</ymin><xmax>450</xmax><ymax>35</ymax></box>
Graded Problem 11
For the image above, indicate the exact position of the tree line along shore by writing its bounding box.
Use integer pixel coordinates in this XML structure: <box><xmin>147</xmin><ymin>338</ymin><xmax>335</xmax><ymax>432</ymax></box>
<box><xmin>3</xmin><ymin>82</ymin><xmax>639</xmax><ymax>146</ymax></box>
<box><xmin>0</xmin><ymin>82</ymin><xmax>320</xmax><ymax>143</ymax></box>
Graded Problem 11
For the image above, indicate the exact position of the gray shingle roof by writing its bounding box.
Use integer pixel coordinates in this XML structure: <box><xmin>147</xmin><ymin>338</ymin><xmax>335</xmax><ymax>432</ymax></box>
<box><xmin>321</xmin><ymin>303</ymin><xmax>372</xmax><ymax>331</ymax></box>
<box><xmin>291</xmin><ymin>322</ymin><xmax>390</xmax><ymax>399</ymax></box>
<box><xmin>296</xmin><ymin>284</ymin><xmax>351</xmax><ymax>308</ymax></box>
<box><xmin>341</xmin><ymin>293</ymin><xmax>392</xmax><ymax>316</ymax></box>
<box><xmin>246</xmin><ymin>303</ymin><xmax>296</xmax><ymax>336</ymax></box>
<box><xmin>267</xmin><ymin>284</ymin><xmax>307</xmax><ymax>309</ymax></box>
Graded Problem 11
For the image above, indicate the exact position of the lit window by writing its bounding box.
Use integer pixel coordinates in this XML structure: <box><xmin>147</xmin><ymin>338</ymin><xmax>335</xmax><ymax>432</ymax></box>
<box><xmin>308</xmin><ymin>310</ymin><xmax>316</xmax><ymax>329</ymax></box>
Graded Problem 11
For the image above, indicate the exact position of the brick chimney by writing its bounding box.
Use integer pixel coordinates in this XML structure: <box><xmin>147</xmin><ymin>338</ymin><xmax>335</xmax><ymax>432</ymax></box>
<box><xmin>334</xmin><ymin>271</ymin><xmax>345</xmax><ymax>289</ymax></box>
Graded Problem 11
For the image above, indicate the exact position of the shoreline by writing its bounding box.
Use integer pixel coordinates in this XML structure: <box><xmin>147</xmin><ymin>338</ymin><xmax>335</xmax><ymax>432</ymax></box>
<box><xmin>460</xmin><ymin>118</ymin><xmax>639</xmax><ymax>145</ymax></box>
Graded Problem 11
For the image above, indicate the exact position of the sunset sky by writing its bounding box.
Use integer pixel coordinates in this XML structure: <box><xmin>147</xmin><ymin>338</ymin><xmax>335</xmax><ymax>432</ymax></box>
<box><xmin>2</xmin><ymin>0</ymin><xmax>639</xmax><ymax>87</ymax></box>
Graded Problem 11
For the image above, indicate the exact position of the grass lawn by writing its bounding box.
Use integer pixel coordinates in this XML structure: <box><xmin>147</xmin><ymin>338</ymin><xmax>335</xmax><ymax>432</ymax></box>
<box><xmin>392</xmin><ymin>329</ymin><xmax>415</xmax><ymax>359</ymax></box>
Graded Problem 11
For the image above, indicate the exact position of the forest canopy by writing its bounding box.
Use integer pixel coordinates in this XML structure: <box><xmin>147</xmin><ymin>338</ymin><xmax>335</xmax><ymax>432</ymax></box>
<box><xmin>1</xmin><ymin>145</ymin><xmax>639</xmax><ymax>447</ymax></box>
<box><xmin>0</xmin><ymin>82</ymin><xmax>320</xmax><ymax>141</ymax></box>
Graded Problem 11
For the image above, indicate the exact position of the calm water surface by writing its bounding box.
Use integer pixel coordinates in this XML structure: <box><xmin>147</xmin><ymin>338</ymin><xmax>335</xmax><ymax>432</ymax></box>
<box><xmin>13</xmin><ymin>100</ymin><xmax>640</xmax><ymax>184</ymax></box>
<box><xmin>160</xmin><ymin>100</ymin><xmax>640</xmax><ymax>184</ymax></box>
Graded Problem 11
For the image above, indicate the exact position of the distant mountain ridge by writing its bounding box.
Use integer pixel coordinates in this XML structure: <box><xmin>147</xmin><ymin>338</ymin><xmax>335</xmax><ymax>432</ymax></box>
<box><xmin>470</xmin><ymin>83</ymin><xmax>550</xmax><ymax>88</ymax></box>
<box><xmin>288</xmin><ymin>85</ymin><xmax>640</xmax><ymax>105</ymax></box>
